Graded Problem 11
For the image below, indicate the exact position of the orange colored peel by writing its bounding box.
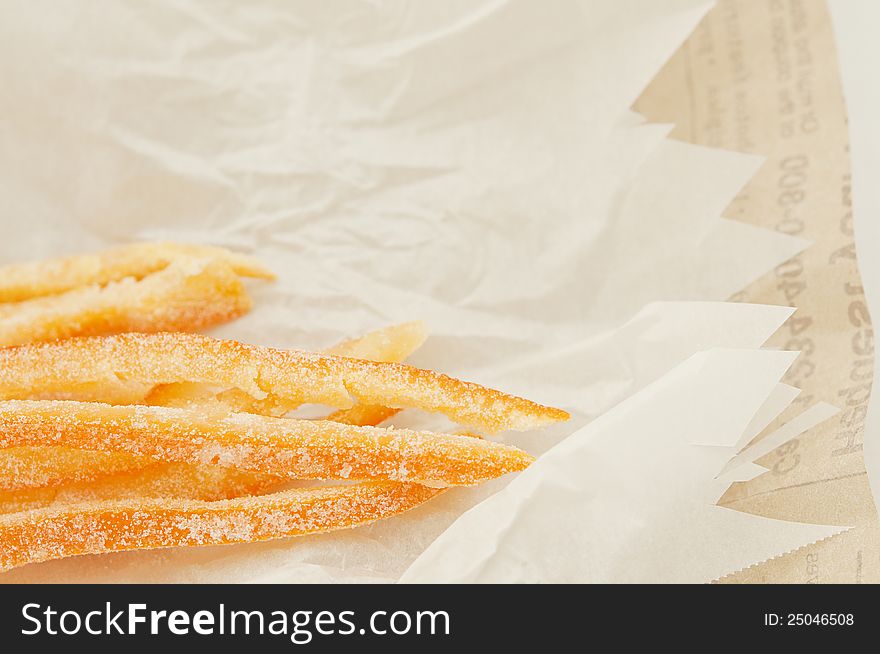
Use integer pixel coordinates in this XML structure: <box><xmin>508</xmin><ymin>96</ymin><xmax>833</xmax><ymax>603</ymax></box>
<box><xmin>0</xmin><ymin>462</ymin><xmax>281</xmax><ymax>514</ymax></box>
<box><xmin>0</xmin><ymin>446</ymin><xmax>152</xmax><ymax>492</ymax></box>
<box><xmin>0</xmin><ymin>481</ymin><xmax>441</xmax><ymax>571</ymax></box>
<box><xmin>0</xmin><ymin>400</ymin><xmax>534</xmax><ymax>486</ymax></box>
<box><xmin>146</xmin><ymin>321</ymin><xmax>429</xmax><ymax>423</ymax></box>
<box><xmin>0</xmin><ymin>241</ymin><xmax>274</xmax><ymax>303</ymax></box>
<box><xmin>324</xmin><ymin>320</ymin><xmax>428</xmax><ymax>425</ymax></box>
<box><xmin>0</xmin><ymin>258</ymin><xmax>253</xmax><ymax>347</ymax></box>
<box><xmin>0</xmin><ymin>332</ymin><xmax>569</xmax><ymax>433</ymax></box>
<box><xmin>0</xmin><ymin>322</ymin><xmax>430</xmax><ymax>494</ymax></box>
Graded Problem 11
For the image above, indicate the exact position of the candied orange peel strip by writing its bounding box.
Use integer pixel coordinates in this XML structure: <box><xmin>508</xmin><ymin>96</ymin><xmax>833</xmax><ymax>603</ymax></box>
<box><xmin>0</xmin><ymin>400</ymin><xmax>533</xmax><ymax>486</ymax></box>
<box><xmin>0</xmin><ymin>332</ymin><xmax>569</xmax><ymax>433</ymax></box>
<box><xmin>0</xmin><ymin>446</ymin><xmax>153</xmax><ymax>492</ymax></box>
<box><xmin>324</xmin><ymin>321</ymin><xmax>427</xmax><ymax>425</ymax></box>
<box><xmin>0</xmin><ymin>241</ymin><xmax>274</xmax><ymax>303</ymax></box>
<box><xmin>0</xmin><ymin>325</ymin><xmax>426</xmax><ymax>515</ymax></box>
<box><xmin>324</xmin><ymin>321</ymin><xmax>428</xmax><ymax>360</ymax></box>
<box><xmin>0</xmin><ymin>322</ymin><xmax>428</xmax><ymax>493</ymax></box>
<box><xmin>0</xmin><ymin>462</ymin><xmax>282</xmax><ymax>514</ymax></box>
<box><xmin>0</xmin><ymin>481</ymin><xmax>441</xmax><ymax>571</ymax></box>
<box><xmin>146</xmin><ymin>320</ymin><xmax>429</xmax><ymax>422</ymax></box>
<box><xmin>0</xmin><ymin>258</ymin><xmax>254</xmax><ymax>347</ymax></box>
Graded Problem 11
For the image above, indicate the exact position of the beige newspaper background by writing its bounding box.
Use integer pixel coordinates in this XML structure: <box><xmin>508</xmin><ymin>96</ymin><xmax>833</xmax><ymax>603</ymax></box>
<box><xmin>635</xmin><ymin>0</ymin><xmax>879</xmax><ymax>582</ymax></box>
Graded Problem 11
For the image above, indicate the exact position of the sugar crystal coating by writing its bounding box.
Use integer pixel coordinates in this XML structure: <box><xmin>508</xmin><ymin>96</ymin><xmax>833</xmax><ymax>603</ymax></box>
<box><xmin>0</xmin><ymin>258</ymin><xmax>252</xmax><ymax>347</ymax></box>
<box><xmin>0</xmin><ymin>462</ymin><xmax>281</xmax><ymax>514</ymax></box>
<box><xmin>0</xmin><ymin>446</ymin><xmax>152</xmax><ymax>491</ymax></box>
<box><xmin>0</xmin><ymin>400</ymin><xmax>534</xmax><ymax>486</ymax></box>
<box><xmin>0</xmin><ymin>323</ymin><xmax>426</xmax><ymax>492</ymax></box>
<box><xmin>0</xmin><ymin>481</ymin><xmax>441</xmax><ymax>571</ymax></box>
<box><xmin>0</xmin><ymin>331</ymin><xmax>570</xmax><ymax>433</ymax></box>
<box><xmin>0</xmin><ymin>243</ymin><xmax>558</xmax><ymax>572</ymax></box>
<box><xmin>0</xmin><ymin>241</ymin><xmax>274</xmax><ymax>303</ymax></box>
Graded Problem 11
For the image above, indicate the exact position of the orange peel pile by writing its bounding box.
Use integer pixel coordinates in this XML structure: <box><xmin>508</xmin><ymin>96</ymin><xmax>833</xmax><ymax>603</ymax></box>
<box><xmin>0</xmin><ymin>244</ymin><xmax>567</xmax><ymax>572</ymax></box>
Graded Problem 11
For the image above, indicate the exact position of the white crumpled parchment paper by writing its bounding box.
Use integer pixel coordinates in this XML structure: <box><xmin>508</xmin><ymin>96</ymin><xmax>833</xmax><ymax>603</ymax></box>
<box><xmin>0</xmin><ymin>0</ymin><xmax>840</xmax><ymax>583</ymax></box>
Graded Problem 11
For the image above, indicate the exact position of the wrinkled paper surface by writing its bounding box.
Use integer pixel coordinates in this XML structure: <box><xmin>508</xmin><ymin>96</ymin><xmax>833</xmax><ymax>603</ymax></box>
<box><xmin>0</xmin><ymin>0</ymin><xmax>842</xmax><ymax>583</ymax></box>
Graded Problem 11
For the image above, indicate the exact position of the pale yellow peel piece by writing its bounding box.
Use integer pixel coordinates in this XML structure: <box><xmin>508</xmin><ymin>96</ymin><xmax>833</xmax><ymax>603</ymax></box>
<box><xmin>324</xmin><ymin>320</ymin><xmax>427</xmax><ymax>425</ymax></box>
<box><xmin>0</xmin><ymin>400</ymin><xmax>535</xmax><ymax>486</ymax></box>
<box><xmin>0</xmin><ymin>241</ymin><xmax>274</xmax><ymax>303</ymax></box>
<box><xmin>325</xmin><ymin>320</ymin><xmax>428</xmax><ymax>360</ymax></box>
<box><xmin>0</xmin><ymin>481</ymin><xmax>441</xmax><ymax>571</ymax></box>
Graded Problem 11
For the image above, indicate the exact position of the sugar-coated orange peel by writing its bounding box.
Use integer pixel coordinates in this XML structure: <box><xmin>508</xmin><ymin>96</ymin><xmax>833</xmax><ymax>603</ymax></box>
<box><xmin>0</xmin><ymin>446</ymin><xmax>152</xmax><ymax>492</ymax></box>
<box><xmin>0</xmin><ymin>243</ymin><xmax>563</xmax><ymax>573</ymax></box>
<box><xmin>144</xmin><ymin>320</ymin><xmax>429</xmax><ymax>423</ymax></box>
<box><xmin>323</xmin><ymin>321</ymin><xmax>428</xmax><ymax>425</ymax></box>
<box><xmin>0</xmin><ymin>258</ymin><xmax>254</xmax><ymax>348</ymax></box>
<box><xmin>0</xmin><ymin>241</ymin><xmax>274</xmax><ymax>303</ymax></box>
<box><xmin>0</xmin><ymin>400</ymin><xmax>534</xmax><ymax>486</ymax></box>
<box><xmin>0</xmin><ymin>242</ymin><xmax>274</xmax><ymax>347</ymax></box>
<box><xmin>0</xmin><ymin>332</ymin><xmax>569</xmax><ymax>433</ymax></box>
<box><xmin>0</xmin><ymin>462</ymin><xmax>281</xmax><ymax>515</ymax></box>
<box><xmin>0</xmin><ymin>322</ymin><xmax>428</xmax><ymax>496</ymax></box>
<box><xmin>0</xmin><ymin>481</ymin><xmax>441</xmax><ymax>571</ymax></box>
